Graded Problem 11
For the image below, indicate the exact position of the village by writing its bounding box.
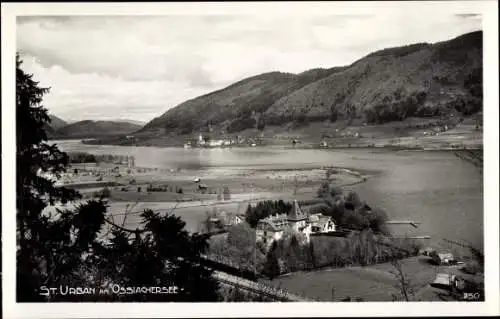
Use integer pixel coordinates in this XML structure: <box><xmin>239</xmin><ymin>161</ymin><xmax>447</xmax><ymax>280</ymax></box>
<box><xmin>184</xmin><ymin>132</ymin><xmax>262</xmax><ymax>148</ymax></box>
<box><xmin>202</xmin><ymin>199</ymin><xmax>338</xmax><ymax>246</ymax></box>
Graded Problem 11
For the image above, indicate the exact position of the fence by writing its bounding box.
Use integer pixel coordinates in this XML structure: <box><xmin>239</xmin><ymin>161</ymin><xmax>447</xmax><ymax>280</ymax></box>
<box><xmin>213</xmin><ymin>271</ymin><xmax>314</xmax><ymax>302</ymax></box>
<box><xmin>200</xmin><ymin>253</ymin><xmax>257</xmax><ymax>281</ymax></box>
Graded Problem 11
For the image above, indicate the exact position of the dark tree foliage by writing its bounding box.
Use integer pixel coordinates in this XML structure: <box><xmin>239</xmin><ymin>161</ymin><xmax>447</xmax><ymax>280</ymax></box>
<box><xmin>367</xmin><ymin>43</ymin><xmax>430</xmax><ymax>59</ymax></box>
<box><xmin>16</xmin><ymin>55</ymin><xmax>219</xmax><ymax>302</ymax></box>
<box><xmin>226</xmin><ymin>117</ymin><xmax>257</xmax><ymax>133</ymax></box>
<box><xmin>344</xmin><ymin>191</ymin><xmax>363</xmax><ymax>210</ymax></box>
<box><xmin>262</xmin><ymin>242</ymin><xmax>281</xmax><ymax>279</ymax></box>
<box><xmin>95</xmin><ymin>210</ymin><xmax>219</xmax><ymax>301</ymax></box>
<box><xmin>245</xmin><ymin>200</ymin><xmax>293</xmax><ymax>228</ymax></box>
<box><xmin>67</xmin><ymin>152</ymin><xmax>97</xmax><ymax>163</ymax></box>
<box><xmin>222</xmin><ymin>186</ymin><xmax>231</xmax><ymax>200</ymax></box>
<box><xmin>16</xmin><ymin>54</ymin><xmax>83</xmax><ymax>301</ymax></box>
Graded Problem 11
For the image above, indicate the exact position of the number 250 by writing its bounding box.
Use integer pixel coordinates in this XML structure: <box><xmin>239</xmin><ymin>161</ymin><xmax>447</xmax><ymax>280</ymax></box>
<box><xmin>463</xmin><ymin>292</ymin><xmax>480</xmax><ymax>300</ymax></box>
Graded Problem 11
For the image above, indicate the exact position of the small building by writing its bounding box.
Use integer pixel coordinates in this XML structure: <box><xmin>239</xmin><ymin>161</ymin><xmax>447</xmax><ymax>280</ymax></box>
<box><xmin>208</xmin><ymin>140</ymin><xmax>224</xmax><ymax>147</ymax></box>
<box><xmin>198</xmin><ymin>133</ymin><xmax>206</xmax><ymax>146</ymax></box>
<box><xmin>419</xmin><ymin>247</ymin><xmax>436</xmax><ymax>256</ymax></box>
<box><xmin>222</xmin><ymin>213</ymin><xmax>245</xmax><ymax>227</ymax></box>
<box><xmin>430</xmin><ymin>251</ymin><xmax>454</xmax><ymax>265</ymax></box>
<box><xmin>208</xmin><ymin>217</ymin><xmax>223</xmax><ymax>229</ymax></box>
<box><xmin>309</xmin><ymin>214</ymin><xmax>336</xmax><ymax>233</ymax></box>
<box><xmin>431</xmin><ymin>273</ymin><xmax>456</xmax><ymax>288</ymax></box>
<box><xmin>198</xmin><ymin>183</ymin><xmax>208</xmax><ymax>190</ymax></box>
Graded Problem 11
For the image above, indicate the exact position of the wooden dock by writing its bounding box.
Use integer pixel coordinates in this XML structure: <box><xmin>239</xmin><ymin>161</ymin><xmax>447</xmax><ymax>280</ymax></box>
<box><xmin>386</xmin><ymin>220</ymin><xmax>422</xmax><ymax>228</ymax></box>
<box><xmin>392</xmin><ymin>235</ymin><xmax>431</xmax><ymax>240</ymax></box>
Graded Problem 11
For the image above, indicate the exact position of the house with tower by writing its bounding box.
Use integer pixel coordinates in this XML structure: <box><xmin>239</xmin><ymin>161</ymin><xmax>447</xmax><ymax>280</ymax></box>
<box><xmin>255</xmin><ymin>200</ymin><xmax>335</xmax><ymax>247</ymax></box>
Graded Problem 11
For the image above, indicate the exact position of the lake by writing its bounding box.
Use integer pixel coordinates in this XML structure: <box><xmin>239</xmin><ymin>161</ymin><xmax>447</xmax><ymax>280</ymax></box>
<box><xmin>51</xmin><ymin>139</ymin><xmax>484</xmax><ymax>251</ymax></box>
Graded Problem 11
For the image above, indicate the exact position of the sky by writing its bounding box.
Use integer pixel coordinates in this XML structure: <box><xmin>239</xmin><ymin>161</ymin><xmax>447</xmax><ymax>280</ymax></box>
<box><xmin>16</xmin><ymin>11</ymin><xmax>481</xmax><ymax>123</ymax></box>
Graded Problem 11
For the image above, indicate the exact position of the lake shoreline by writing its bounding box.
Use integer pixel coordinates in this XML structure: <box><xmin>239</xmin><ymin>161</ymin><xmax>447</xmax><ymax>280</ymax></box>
<box><xmin>52</xmin><ymin>139</ymin><xmax>484</xmax><ymax>252</ymax></box>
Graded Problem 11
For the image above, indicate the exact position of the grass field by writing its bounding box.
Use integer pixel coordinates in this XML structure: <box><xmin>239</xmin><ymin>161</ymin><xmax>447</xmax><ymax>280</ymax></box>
<box><xmin>263</xmin><ymin>256</ymin><xmax>484</xmax><ymax>301</ymax></box>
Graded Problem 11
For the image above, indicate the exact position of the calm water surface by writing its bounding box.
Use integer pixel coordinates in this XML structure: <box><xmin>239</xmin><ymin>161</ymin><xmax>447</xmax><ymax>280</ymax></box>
<box><xmin>52</xmin><ymin>140</ymin><xmax>483</xmax><ymax>250</ymax></box>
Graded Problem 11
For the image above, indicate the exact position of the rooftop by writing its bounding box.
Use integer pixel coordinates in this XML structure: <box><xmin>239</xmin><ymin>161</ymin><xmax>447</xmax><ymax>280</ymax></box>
<box><xmin>287</xmin><ymin>200</ymin><xmax>308</xmax><ymax>221</ymax></box>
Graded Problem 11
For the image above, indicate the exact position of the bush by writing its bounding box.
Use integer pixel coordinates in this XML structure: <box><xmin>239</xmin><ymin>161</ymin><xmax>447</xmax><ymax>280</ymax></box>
<box><xmin>345</xmin><ymin>191</ymin><xmax>362</xmax><ymax>209</ymax></box>
<box><xmin>67</xmin><ymin>152</ymin><xmax>97</xmax><ymax>163</ymax></box>
<box><xmin>462</xmin><ymin>260</ymin><xmax>481</xmax><ymax>275</ymax></box>
<box><xmin>94</xmin><ymin>187</ymin><xmax>111</xmax><ymax>198</ymax></box>
<box><xmin>317</xmin><ymin>181</ymin><xmax>344</xmax><ymax>199</ymax></box>
<box><xmin>176</xmin><ymin>187</ymin><xmax>183</xmax><ymax>194</ymax></box>
<box><xmin>367</xmin><ymin>207</ymin><xmax>390</xmax><ymax>234</ymax></box>
<box><xmin>317</xmin><ymin>181</ymin><xmax>330</xmax><ymax>198</ymax></box>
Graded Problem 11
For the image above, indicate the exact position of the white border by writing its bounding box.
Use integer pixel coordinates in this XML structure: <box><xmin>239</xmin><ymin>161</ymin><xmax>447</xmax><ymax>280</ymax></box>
<box><xmin>2</xmin><ymin>1</ymin><xmax>499</xmax><ymax>318</ymax></box>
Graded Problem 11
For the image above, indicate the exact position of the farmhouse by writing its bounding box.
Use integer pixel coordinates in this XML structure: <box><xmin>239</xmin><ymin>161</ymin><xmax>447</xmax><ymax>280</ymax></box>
<box><xmin>309</xmin><ymin>213</ymin><xmax>336</xmax><ymax>233</ymax></box>
<box><xmin>217</xmin><ymin>211</ymin><xmax>245</xmax><ymax>227</ymax></box>
<box><xmin>430</xmin><ymin>251</ymin><xmax>455</xmax><ymax>265</ymax></box>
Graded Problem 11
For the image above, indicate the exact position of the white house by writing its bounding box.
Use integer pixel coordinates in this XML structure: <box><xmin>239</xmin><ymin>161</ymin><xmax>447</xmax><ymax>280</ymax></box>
<box><xmin>218</xmin><ymin>211</ymin><xmax>244</xmax><ymax>226</ymax></box>
<box><xmin>430</xmin><ymin>251</ymin><xmax>455</xmax><ymax>265</ymax></box>
<box><xmin>255</xmin><ymin>214</ymin><xmax>288</xmax><ymax>245</ymax></box>
<box><xmin>198</xmin><ymin>134</ymin><xmax>206</xmax><ymax>146</ymax></box>
<box><xmin>256</xmin><ymin>200</ymin><xmax>313</xmax><ymax>246</ymax></box>
<box><xmin>309</xmin><ymin>213</ymin><xmax>336</xmax><ymax>233</ymax></box>
<box><xmin>208</xmin><ymin>140</ymin><xmax>224</xmax><ymax>147</ymax></box>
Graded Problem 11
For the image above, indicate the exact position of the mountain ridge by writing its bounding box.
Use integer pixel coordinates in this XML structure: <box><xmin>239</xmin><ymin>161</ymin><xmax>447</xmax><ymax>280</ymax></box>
<box><xmin>139</xmin><ymin>30</ymin><xmax>482</xmax><ymax>138</ymax></box>
<box><xmin>54</xmin><ymin>120</ymin><xmax>142</xmax><ymax>139</ymax></box>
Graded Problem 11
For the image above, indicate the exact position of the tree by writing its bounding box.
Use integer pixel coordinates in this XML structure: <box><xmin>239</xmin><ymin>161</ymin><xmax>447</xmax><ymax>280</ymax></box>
<box><xmin>16</xmin><ymin>54</ymin><xmax>84</xmax><ymax>301</ymax></box>
<box><xmin>97</xmin><ymin>210</ymin><xmax>220</xmax><ymax>301</ymax></box>
<box><xmin>390</xmin><ymin>258</ymin><xmax>414</xmax><ymax>301</ymax></box>
<box><xmin>245</xmin><ymin>200</ymin><xmax>293</xmax><ymax>228</ymax></box>
<box><xmin>222</xmin><ymin>186</ymin><xmax>231</xmax><ymax>201</ymax></box>
<box><xmin>345</xmin><ymin>191</ymin><xmax>362</xmax><ymax>210</ymax></box>
<box><xmin>16</xmin><ymin>54</ymin><xmax>219</xmax><ymax>302</ymax></box>
<box><xmin>257</xmin><ymin>120</ymin><xmax>266</xmax><ymax>131</ymax></box>
<box><xmin>263</xmin><ymin>242</ymin><xmax>281</xmax><ymax>280</ymax></box>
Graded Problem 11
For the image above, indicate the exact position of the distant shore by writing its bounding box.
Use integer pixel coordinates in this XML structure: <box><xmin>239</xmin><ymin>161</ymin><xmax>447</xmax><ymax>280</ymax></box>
<box><xmin>68</xmin><ymin>137</ymin><xmax>483</xmax><ymax>152</ymax></box>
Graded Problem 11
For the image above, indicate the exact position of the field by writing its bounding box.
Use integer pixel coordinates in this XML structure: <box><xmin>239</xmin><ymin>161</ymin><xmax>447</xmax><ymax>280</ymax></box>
<box><xmin>64</xmin><ymin>162</ymin><xmax>365</xmax><ymax>204</ymax></box>
<box><xmin>45</xmin><ymin>161</ymin><xmax>367</xmax><ymax>234</ymax></box>
<box><xmin>263</xmin><ymin>255</ymin><xmax>484</xmax><ymax>301</ymax></box>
